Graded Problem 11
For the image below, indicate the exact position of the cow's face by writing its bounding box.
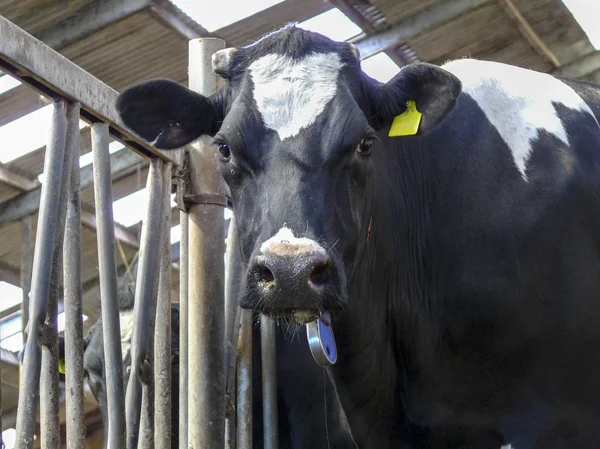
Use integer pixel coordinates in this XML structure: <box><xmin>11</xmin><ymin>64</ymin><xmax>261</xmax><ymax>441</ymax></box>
<box><xmin>117</xmin><ymin>26</ymin><xmax>461</xmax><ymax>322</ymax></box>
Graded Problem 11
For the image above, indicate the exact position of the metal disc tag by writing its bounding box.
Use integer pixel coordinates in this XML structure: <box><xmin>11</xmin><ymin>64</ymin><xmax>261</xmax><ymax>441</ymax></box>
<box><xmin>306</xmin><ymin>312</ymin><xmax>337</xmax><ymax>366</ymax></box>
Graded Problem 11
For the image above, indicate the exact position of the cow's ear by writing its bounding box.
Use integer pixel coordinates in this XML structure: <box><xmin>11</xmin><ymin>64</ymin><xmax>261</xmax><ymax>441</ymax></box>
<box><xmin>368</xmin><ymin>63</ymin><xmax>462</xmax><ymax>136</ymax></box>
<box><xmin>116</xmin><ymin>79</ymin><xmax>222</xmax><ymax>150</ymax></box>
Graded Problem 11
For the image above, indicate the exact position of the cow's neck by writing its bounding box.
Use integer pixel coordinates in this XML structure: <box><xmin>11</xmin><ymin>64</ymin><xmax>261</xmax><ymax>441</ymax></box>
<box><xmin>329</xmin><ymin>135</ymin><xmax>442</xmax><ymax>448</ymax></box>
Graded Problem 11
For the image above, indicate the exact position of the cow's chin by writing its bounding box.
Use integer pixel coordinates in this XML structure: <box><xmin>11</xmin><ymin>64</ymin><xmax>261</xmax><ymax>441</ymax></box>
<box><xmin>262</xmin><ymin>308</ymin><xmax>321</xmax><ymax>325</ymax></box>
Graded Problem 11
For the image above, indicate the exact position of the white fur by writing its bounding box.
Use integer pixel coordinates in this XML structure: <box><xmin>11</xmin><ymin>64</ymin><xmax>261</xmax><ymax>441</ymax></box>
<box><xmin>260</xmin><ymin>226</ymin><xmax>326</xmax><ymax>256</ymax></box>
<box><xmin>119</xmin><ymin>310</ymin><xmax>134</xmax><ymax>362</ymax></box>
<box><xmin>443</xmin><ymin>59</ymin><xmax>597</xmax><ymax>181</ymax></box>
<box><xmin>249</xmin><ymin>52</ymin><xmax>343</xmax><ymax>140</ymax></box>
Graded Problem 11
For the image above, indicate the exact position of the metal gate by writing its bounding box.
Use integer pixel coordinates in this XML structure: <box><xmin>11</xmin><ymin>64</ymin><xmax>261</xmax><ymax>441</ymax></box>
<box><xmin>0</xmin><ymin>15</ymin><xmax>272</xmax><ymax>449</ymax></box>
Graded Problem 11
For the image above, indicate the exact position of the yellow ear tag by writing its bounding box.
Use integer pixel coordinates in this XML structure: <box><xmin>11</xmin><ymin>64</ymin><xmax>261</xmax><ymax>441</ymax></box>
<box><xmin>58</xmin><ymin>358</ymin><xmax>66</xmax><ymax>374</ymax></box>
<box><xmin>388</xmin><ymin>100</ymin><xmax>422</xmax><ymax>137</ymax></box>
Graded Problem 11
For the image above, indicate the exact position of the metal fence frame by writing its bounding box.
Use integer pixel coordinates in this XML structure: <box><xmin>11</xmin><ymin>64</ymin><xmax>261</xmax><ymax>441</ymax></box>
<box><xmin>0</xmin><ymin>14</ymin><xmax>265</xmax><ymax>449</ymax></box>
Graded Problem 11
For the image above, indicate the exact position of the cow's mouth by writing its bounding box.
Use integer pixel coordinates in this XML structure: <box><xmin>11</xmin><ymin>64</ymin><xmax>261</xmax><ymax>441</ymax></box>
<box><xmin>261</xmin><ymin>308</ymin><xmax>321</xmax><ymax>325</ymax></box>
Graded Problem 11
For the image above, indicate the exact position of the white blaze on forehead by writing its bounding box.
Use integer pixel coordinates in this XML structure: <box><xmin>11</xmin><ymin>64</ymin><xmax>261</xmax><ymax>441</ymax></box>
<box><xmin>248</xmin><ymin>52</ymin><xmax>343</xmax><ymax>140</ymax></box>
<box><xmin>119</xmin><ymin>310</ymin><xmax>134</xmax><ymax>362</ymax></box>
<box><xmin>442</xmin><ymin>59</ymin><xmax>597</xmax><ymax>181</ymax></box>
<box><xmin>260</xmin><ymin>226</ymin><xmax>326</xmax><ymax>256</ymax></box>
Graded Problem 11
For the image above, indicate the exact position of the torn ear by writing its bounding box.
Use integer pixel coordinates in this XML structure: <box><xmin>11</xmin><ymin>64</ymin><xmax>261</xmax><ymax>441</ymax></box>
<box><xmin>371</xmin><ymin>63</ymin><xmax>462</xmax><ymax>135</ymax></box>
<box><xmin>116</xmin><ymin>78</ymin><xmax>222</xmax><ymax>150</ymax></box>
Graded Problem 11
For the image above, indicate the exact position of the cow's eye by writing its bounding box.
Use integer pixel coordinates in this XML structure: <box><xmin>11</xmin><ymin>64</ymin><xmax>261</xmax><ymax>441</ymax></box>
<box><xmin>357</xmin><ymin>138</ymin><xmax>373</xmax><ymax>155</ymax></box>
<box><xmin>217</xmin><ymin>142</ymin><xmax>231</xmax><ymax>160</ymax></box>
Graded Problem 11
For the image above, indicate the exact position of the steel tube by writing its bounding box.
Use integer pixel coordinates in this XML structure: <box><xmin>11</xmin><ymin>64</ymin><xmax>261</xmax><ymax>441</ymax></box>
<box><xmin>20</xmin><ymin>215</ymin><xmax>32</xmax><ymax>339</ymax></box>
<box><xmin>63</xmin><ymin>102</ymin><xmax>86</xmax><ymax>449</ymax></box>
<box><xmin>155</xmin><ymin>161</ymin><xmax>173</xmax><ymax>449</ymax></box>
<box><xmin>40</xmin><ymin>100</ymin><xmax>78</xmax><ymax>449</ymax></box>
<box><xmin>92</xmin><ymin>122</ymin><xmax>126</xmax><ymax>449</ymax></box>
<box><xmin>236</xmin><ymin>310</ymin><xmax>253</xmax><ymax>449</ymax></box>
<box><xmin>187</xmin><ymin>37</ymin><xmax>227</xmax><ymax>449</ymax></box>
<box><xmin>125</xmin><ymin>158</ymin><xmax>163</xmax><ymax>449</ymax></box>
<box><xmin>178</xmin><ymin>211</ymin><xmax>189</xmax><ymax>449</ymax></box>
<box><xmin>261</xmin><ymin>315</ymin><xmax>278</xmax><ymax>449</ymax></box>
<box><xmin>15</xmin><ymin>100</ymin><xmax>67</xmax><ymax>449</ymax></box>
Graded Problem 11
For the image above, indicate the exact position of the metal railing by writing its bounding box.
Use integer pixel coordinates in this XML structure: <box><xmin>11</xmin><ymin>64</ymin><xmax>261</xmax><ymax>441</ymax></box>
<box><xmin>0</xmin><ymin>14</ymin><xmax>264</xmax><ymax>449</ymax></box>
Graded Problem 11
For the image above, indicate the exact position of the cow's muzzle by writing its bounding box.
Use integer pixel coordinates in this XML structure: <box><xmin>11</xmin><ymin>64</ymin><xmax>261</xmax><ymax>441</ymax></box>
<box><xmin>240</xmin><ymin>228</ymin><xmax>344</xmax><ymax>322</ymax></box>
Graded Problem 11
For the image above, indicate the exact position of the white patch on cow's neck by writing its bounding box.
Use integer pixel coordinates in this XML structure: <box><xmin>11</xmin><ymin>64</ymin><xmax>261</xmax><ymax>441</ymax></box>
<box><xmin>248</xmin><ymin>52</ymin><xmax>343</xmax><ymax>140</ymax></box>
<box><xmin>260</xmin><ymin>226</ymin><xmax>326</xmax><ymax>256</ymax></box>
<box><xmin>442</xmin><ymin>59</ymin><xmax>596</xmax><ymax>181</ymax></box>
<box><xmin>119</xmin><ymin>310</ymin><xmax>134</xmax><ymax>362</ymax></box>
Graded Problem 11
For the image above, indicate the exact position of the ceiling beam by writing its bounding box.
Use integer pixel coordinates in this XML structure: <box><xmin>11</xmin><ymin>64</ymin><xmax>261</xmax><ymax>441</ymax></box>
<box><xmin>80</xmin><ymin>208</ymin><xmax>139</xmax><ymax>249</ymax></box>
<box><xmin>0</xmin><ymin>148</ymin><xmax>144</xmax><ymax>224</ymax></box>
<box><xmin>353</xmin><ymin>0</ymin><xmax>491</xmax><ymax>59</ymax></box>
<box><xmin>37</xmin><ymin>0</ymin><xmax>151</xmax><ymax>49</ymax></box>
<box><xmin>0</xmin><ymin>164</ymin><xmax>40</xmax><ymax>191</ymax></box>
<box><xmin>554</xmin><ymin>50</ymin><xmax>600</xmax><ymax>80</ymax></box>
<box><xmin>0</xmin><ymin>260</ymin><xmax>20</xmax><ymax>286</ymax></box>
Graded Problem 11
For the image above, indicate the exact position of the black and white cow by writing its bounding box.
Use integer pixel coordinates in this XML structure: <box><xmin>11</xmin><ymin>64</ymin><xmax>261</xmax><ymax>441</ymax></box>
<box><xmin>116</xmin><ymin>24</ymin><xmax>600</xmax><ymax>448</ymax></box>
<box><xmin>69</xmin><ymin>275</ymin><xmax>354</xmax><ymax>449</ymax></box>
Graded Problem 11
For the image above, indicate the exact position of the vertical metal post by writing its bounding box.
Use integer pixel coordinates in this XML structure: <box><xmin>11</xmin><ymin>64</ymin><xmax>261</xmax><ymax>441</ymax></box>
<box><xmin>261</xmin><ymin>316</ymin><xmax>278</xmax><ymax>449</ymax></box>
<box><xmin>125</xmin><ymin>158</ymin><xmax>163</xmax><ymax>449</ymax></box>
<box><xmin>21</xmin><ymin>215</ymin><xmax>32</xmax><ymax>340</ymax></box>
<box><xmin>178</xmin><ymin>211</ymin><xmax>189</xmax><ymax>449</ymax></box>
<box><xmin>236</xmin><ymin>309</ymin><xmax>253</xmax><ymax>449</ymax></box>
<box><xmin>63</xmin><ymin>102</ymin><xmax>86</xmax><ymax>449</ymax></box>
<box><xmin>155</xmin><ymin>162</ymin><xmax>173</xmax><ymax>449</ymax></box>
<box><xmin>92</xmin><ymin>122</ymin><xmax>126</xmax><ymax>449</ymax></box>
<box><xmin>15</xmin><ymin>100</ymin><xmax>67</xmax><ymax>449</ymax></box>
<box><xmin>187</xmin><ymin>37</ymin><xmax>227</xmax><ymax>449</ymax></box>
<box><xmin>40</xmin><ymin>100</ymin><xmax>78</xmax><ymax>449</ymax></box>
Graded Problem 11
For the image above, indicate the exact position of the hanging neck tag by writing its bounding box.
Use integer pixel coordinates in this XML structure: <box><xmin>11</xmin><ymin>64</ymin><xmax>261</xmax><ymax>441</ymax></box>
<box><xmin>307</xmin><ymin>312</ymin><xmax>337</xmax><ymax>366</ymax></box>
<box><xmin>388</xmin><ymin>100</ymin><xmax>422</xmax><ymax>137</ymax></box>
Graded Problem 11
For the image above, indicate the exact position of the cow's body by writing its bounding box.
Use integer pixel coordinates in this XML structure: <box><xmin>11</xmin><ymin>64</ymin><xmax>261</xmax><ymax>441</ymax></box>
<box><xmin>116</xmin><ymin>25</ymin><xmax>600</xmax><ymax>448</ymax></box>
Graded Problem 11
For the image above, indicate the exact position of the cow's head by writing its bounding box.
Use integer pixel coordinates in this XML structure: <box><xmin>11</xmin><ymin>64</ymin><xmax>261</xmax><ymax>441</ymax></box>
<box><xmin>117</xmin><ymin>25</ymin><xmax>461</xmax><ymax>323</ymax></box>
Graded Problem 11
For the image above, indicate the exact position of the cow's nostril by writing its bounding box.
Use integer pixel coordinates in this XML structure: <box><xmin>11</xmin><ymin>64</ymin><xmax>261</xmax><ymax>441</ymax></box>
<box><xmin>309</xmin><ymin>261</ymin><xmax>332</xmax><ymax>286</ymax></box>
<box><xmin>256</xmin><ymin>263</ymin><xmax>275</xmax><ymax>284</ymax></box>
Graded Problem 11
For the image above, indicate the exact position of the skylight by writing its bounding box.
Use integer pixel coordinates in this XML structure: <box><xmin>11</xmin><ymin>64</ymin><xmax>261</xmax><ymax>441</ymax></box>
<box><xmin>297</xmin><ymin>8</ymin><xmax>362</xmax><ymax>42</ymax></box>
<box><xmin>170</xmin><ymin>0</ymin><xmax>284</xmax><ymax>32</ymax></box>
<box><xmin>0</xmin><ymin>281</ymin><xmax>22</xmax><ymax>313</ymax></box>
<box><xmin>171</xmin><ymin>224</ymin><xmax>182</xmax><ymax>245</ymax></box>
<box><xmin>562</xmin><ymin>0</ymin><xmax>600</xmax><ymax>49</ymax></box>
<box><xmin>361</xmin><ymin>52</ymin><xmax>400</xmax><ymax>83</ymax></box>
<box><xmin>0</xmin><ymin>104</ymin><xmax>88</xmax><ymax>164</ymax></box>
<box><xmin>113</xmin><ymin>189</ymin><xmax>177</xmax><ymax>227</ymax></box>
<box><xmin>0</xmin><ymin>73</ymin><xmax>21</xmax><ymax>95</ymax></box>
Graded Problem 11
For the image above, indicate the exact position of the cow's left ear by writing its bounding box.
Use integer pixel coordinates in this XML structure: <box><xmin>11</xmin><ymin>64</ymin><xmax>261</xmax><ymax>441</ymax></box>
<box><xmin>368</xmin><ymin>62</ymin><xmax>462</xmax><ymax>136</ymax></box>
<box><xmin>116</xmin><ymin>79</ymin><xmax>224</xmax><ymax>150</ymax></box>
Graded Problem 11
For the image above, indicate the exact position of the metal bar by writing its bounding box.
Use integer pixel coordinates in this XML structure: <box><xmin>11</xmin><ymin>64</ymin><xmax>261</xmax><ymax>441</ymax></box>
<box><xmin>41</xmin><ymin>100</ymin><xmax>78</xmax><ymax>449</ymax></box>
<box><xmin>125</xmin><ymin>158</ymin><xmax>163</xmax><ymax>449</ymax></box>
<box><xmin>261</xmin><ymin>315</ymin><xmax>278</xmax><ymax>449</ymax></box>
<box><xmin>224</xmin><ymin>216</ymin><xmax>242</xmax><ymax>449</ymax></box>
<box><xmin>15</xmin><ymin>100</ymin><xmax>67</xmax><ymax>449</ymax></box>
<box><xmin>0</xmin><ymin>15</ymin><xmax>183</xmax><ymax>166</ymax></box>
<box><xmin>155</xmin><ymin>161</ymin><xmax>173</xmax><ymax>449</ymax></box>
<box><xmin>92</xmin><ymin>122</ymin><xmax>126</xmax><ymax>449</ymax></box>
<box><xmin>498</xmin><ymin>0</ymin><xmax>560</xmax><ymax>68</ymax></box>
<box><xmin>236</xmin><ymin>309</ymin><xmax>253</xmax><ymax>449</ymax></box>
<box><xmin>20</xmin><ymin>215</ymin><xmax>32</xmax><ymax>340</ymax></box>
<box><xmin>353</xmin><ymin>0</ymin><xmax>490</xmax><ymax>59</ymax></box>
<box><xmin>187</xmin><ymin>37</ymin><xmax>227</xmax><ymax>449</ymax></box>
<box><xmin>63</xmin><ymin>102</ymin><xmax>86</xmax><ymax>449</ymax></box>
<box><xmin>178</xmin><ymin>211</ymin><xmax>189</xmax><ymax>449</ymax></box>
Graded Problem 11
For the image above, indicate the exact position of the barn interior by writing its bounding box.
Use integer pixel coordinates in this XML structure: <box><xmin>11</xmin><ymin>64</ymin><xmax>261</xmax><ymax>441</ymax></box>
<box><xmin>1</xmin><ymin>0</ymin><xmax>600</xmax><ymax>447</ymax></box>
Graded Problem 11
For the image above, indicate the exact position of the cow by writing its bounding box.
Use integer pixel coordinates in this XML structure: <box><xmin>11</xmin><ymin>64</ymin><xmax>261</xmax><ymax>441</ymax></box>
<box><xmin>59</xmin><ymin>271</ymin><xmax>354</xmax><ymax>449</ymax></box>
<box><xmin>115</xmin><ymin>24</ymin><xmax>600</xmax><ymax>448</ymax></box>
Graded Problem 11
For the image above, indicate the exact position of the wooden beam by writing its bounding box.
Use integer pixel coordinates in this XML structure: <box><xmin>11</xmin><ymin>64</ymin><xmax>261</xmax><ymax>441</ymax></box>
<box><xmin>37</xmin><ymin>0</ymin><xmax>151</xmax><ymax>49</ymax></box>
<box><xmin>0</xmin><ymin>164</ymin><xmax>40</xmax><ymax>191</ymax></box>
<box><xmin>554</xmin><ymin>50</ymin><xmax>600</xmax><ymax>79</ymax></box>
<box><xmin>0</xmin><ymin>148</ymin><xmax>144</xmax><ymax>224</ymax></box>
<box><xmin>80</xmin><ymin>208</ymin><xmax>140</xmax><ymax>249</ymax></box>
<box><xmin>499</xmin><ymin>0</ymin><xmax>560</xmax><ymax>68</ymax></box>
<box><xmin>354</xmin><ymin>0</ymin><xmax>491</xmax><ymax>59</ymax></box>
